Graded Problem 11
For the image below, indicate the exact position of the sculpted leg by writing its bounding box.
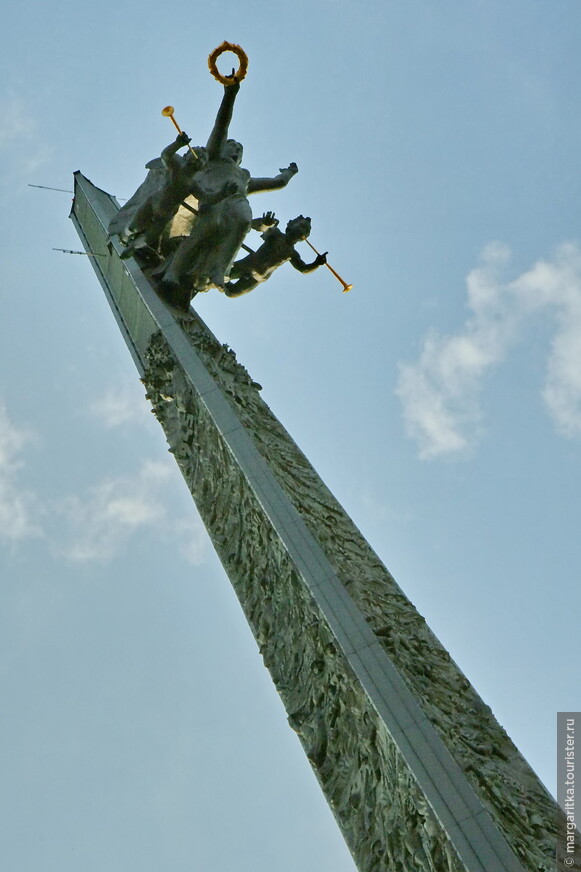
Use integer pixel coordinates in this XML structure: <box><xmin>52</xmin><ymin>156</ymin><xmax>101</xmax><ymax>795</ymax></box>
<box><xmin>208</xmin><ymin>197</ymin><xmax>252</xmax><ymax>288</ymax></box>
<box><xmin>158</xmin><ymin>215</ymin><xmax>214</xmax><ymax>291</ymax></box>
<box><xmin>224</xmin><ymin>275</ymin><xmax>259</xmax><ymax>297</ymax></box>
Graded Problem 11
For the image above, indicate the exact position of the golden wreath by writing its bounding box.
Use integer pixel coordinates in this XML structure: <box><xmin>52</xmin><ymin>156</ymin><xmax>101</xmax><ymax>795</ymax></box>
<box><xmin>208</xmin><ymin>42</ymin><xmax>249</xmax><ymax>84</ymax></box>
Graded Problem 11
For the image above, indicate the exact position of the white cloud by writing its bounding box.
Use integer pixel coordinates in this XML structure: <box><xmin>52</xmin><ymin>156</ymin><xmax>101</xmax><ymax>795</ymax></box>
<box><xmin>173</xmin><ymin>517</ymin><xmax>207</xmax><ymax>566</ymax></box>
<box><xmin>0</xmin><ymin>93</ymin><xmax>51</xmax><ymax>184</ymax></box>
<box><xmin>542</xmin><ymin>306</ymin><xmax>581</xmax><ymax>437</ymax></box>
<box><xmin>0</xmin><ymin>479</ymin><xmax>40</xmax><ymax>542</ymax></box>
<box><xmin>396</xmin><ymin>242</ymin><xmax>581</xmax><ymax>459</ymax></box>
<box><xmin>0</xmin><ymin>403</ymin><xmax>41</xmax><ymax>542</ymax></box>
<box><xmin>0</xmin><ymin>96</ymin><xmax>33</xmax><ymax>148</ymax></box>
<box><xmin>0</xmin><ymin>395</ymin><xmax>206</xmax><ymax>562</ymax></box>
<box><xmin>89</xmin><ymin>384</ymin><xmax>151</xmax><ymax>429</ymax></box>
<box><xmin>359</xmin><ymin>489</ymin><xmax>414</xmax><ymax>525</ymax></box>
<box><xmin>55</xmin><ymin>460</ymin><xmax>170</xmax><ymax>562</ymax></box>
<box><xmin>55</xmin><ymin>459</ymin><xmax>207</xmax><ymax>564</ymax></box>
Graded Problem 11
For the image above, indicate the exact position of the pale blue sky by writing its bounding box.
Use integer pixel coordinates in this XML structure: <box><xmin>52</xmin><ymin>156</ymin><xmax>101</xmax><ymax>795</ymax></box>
<box><xmin>1</xmin><ymin>2</ymin><xmax>580</xmax><ymax>870</ymax></box>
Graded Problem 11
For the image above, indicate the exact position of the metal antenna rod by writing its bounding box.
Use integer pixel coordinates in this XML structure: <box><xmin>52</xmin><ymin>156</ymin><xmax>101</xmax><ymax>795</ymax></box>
<box><xmin>30</xmin><ymin>184</ymin><xmax>127</xmax><ymax>201</ymax></box>
<box><xmin>53</xmin><ymin>248</ymin><xmax>105</xmax><ymax>257</ymax></box>
<box><xmin>29</xmin><ymin>184</ymin><xmax>73</xmax><ymax>193</ymax></box>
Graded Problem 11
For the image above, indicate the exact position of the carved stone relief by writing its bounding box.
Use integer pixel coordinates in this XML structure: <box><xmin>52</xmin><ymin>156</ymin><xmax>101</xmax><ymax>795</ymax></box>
<box><xmin>141</xmin><ymin>315</ymin><xmax>566</xmax><ymax>872</ymax></box>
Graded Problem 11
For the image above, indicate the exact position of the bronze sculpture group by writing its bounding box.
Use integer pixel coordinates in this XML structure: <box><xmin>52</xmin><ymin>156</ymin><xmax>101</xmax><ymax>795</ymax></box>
<box><xmin>108</xmin><ymin>45</ymin><xmax>329</xmax><ymax>312</ymax></box>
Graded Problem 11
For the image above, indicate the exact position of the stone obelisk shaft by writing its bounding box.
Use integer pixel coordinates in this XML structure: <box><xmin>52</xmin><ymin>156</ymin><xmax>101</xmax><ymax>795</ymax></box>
<box><xmin>71</xmin><ymin>172</ymin><xmax>570</xmax><ymax>872</ymax></box>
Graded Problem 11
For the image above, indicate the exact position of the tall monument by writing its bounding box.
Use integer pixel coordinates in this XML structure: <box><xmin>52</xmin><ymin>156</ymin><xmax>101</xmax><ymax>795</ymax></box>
<box><xmin>70</xmin><ymin>45</ymin><xmax>576</xmax><ymax>872</ymax></box>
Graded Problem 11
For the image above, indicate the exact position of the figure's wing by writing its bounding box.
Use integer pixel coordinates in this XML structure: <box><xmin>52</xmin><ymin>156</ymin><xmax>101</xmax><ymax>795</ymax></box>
<box><xmin>165</xmin><ymin>195</ymin><xmax>200</xmax><ymax>239</ymax></box>
<box><xmin>107</xmin><ymin>165</ymin><xmax>166</xmax><ymax>236</ymax></box>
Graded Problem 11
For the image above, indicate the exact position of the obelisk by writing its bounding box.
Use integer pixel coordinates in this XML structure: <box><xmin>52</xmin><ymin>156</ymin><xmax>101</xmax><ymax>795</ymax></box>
<box><xmin>71</xmin><ymin>170</ymin><xmax>575</xmax><ymax>872</ymax></box>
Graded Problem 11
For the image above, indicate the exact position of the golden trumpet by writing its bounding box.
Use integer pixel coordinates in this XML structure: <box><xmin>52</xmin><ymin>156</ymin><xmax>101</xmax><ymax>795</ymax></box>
<box><xmin>305</xmin><ymin>239</ymin><xmax>352</xmax><ymax>293</ymax></box>
<box><xmin>161</xmin><ymin>106</ymin><xmax>197</xmax><ymax>159</ymax></box>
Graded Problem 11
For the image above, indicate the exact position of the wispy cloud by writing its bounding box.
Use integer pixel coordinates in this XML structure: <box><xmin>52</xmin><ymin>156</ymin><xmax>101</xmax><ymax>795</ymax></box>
<box><xmin>55</xmin><ymin>459</ymin><xmax>170</xmax><ymax>562</ymax></box>
<box><xmin>359</xmin><ymin>489</ymin><xmax>414</xmax><ymax>525</ymax></box>
<box><xmin>396</xmin><ymin>242</ymin><xmax>581</xmax><ymax>458</ymax></box>
<box><xmin>0</xmin><ymin>391</ymin><xmax>207</xmax><ymax>563</ymax></box>
<box><xmin>172</xmin><ymin>517</ymin><xmax>207</xmax><ymax>566</ymax></box>
<box><xmin>0</xmin><ymin>93</ymin><xmax>51</xmax><ymax>184</ymax></box>
<box><xmin>0</xmin><ymin>402</ymin><xmax>41</xmax><ymax>541</ymax></box>
<box><xmin>54</xmin><ymin>459</ymin><xmax>206</xmax><ymax>564</ymax></box>
<box><xmin>88</xmin><ymin>383</ymin><xmax>151</xmax><ymax>429</ymax></box>
<box><xmin>540</xmin><ymin>253</ymin><xmax>581</xmax><ymax>438</ymax></box>
<box><xmin>0</xmin><ymin>96</ymin><xmax>33</xmax><ymax>148</ymax></box>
